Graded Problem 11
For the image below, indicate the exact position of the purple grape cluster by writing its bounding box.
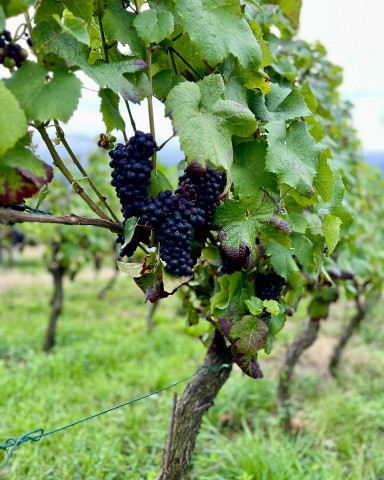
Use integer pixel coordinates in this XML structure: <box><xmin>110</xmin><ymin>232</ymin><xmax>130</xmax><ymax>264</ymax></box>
<box><xmin>109</xmin><ymin>131</ymin><xmax>156</xmax><ymax>220</ymax></box>
<box><xmin>141</xmin><ymin>187</ymin><xmax>206</xmax><ymax>277</ymax></box>
<box><xmin>255</xmin><ymin>272</ymin><xmax>286</xmax><ymax>301</ymax></box>
<box><xmin>178</xmin><ymin>162</ymin><xmax>226</xmax><ymax>224</ymax></box>
<box><xmin>0</xmin><ymin>30</ymin><xmax>28</xmax><ymax>69</ymax></box>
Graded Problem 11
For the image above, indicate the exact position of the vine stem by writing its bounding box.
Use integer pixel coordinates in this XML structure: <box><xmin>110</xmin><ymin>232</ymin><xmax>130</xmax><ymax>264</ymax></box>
<box><xmin>36</xmin><ymin>124</ymin><xmax>112</xmax><ymax>221</ymax></box>
<box><xmin>124</xmin><ymin>99</ymin><xmax>137</xmax><ymax>133</ymax></box>
<box><xmin>97</xmin><ymin>13</ymin><xmax>109</xmax><ymax>63</ymax></box>
<box><xmin>156</xmin><ymin>135</ymin><xmax>174</xmax><ymax>152</ymax></box>
<box><xmin>146</xmin><ymin>47</ymin><xmax>157</xmax><ymax>170</ymax></box>
<box><xmin>53</xmin><ymin>120</ymin><xmax>120</xmax><ymax>223</ymax></box>
<box><xmin>0</xmin><ymin>208</ymin><xmax>123</xmax><ymax>234</ymax></box>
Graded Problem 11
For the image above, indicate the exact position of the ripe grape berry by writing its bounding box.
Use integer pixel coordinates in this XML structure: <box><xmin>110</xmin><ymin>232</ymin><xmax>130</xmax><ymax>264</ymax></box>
<box><xmin>0</xmin><ymin>30</ymin><xmax>28</xmax><ymax>69</ymax></box>
<box><xmin>109</xmin><ymin>131</ymin><xmax>156</xmax><ymax>220</ymax></box>
<box><xmin>255</xmin><ymin>272</ymin><xmax>286</xmax><ymax>301</ymax></box>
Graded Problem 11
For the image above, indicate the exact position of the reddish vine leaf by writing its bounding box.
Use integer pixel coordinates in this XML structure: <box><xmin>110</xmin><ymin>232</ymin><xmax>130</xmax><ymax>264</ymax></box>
<box><xmin>232</xmin><ymin>346</ymin><xmax>264</xmax><ymax>379</ymax></box>
<box><xmin>230</xmin><ymin>315</ymin><xmax>269</xmax><ymax>355</ymax></box>
<box><xmin>0</xmin><ymin>145</ymin><xmax>53</xmax><ymax>204</ymax></box>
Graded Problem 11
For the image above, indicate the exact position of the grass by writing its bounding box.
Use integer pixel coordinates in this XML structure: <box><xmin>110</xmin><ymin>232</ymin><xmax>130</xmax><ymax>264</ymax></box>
<box><xmin>0</xmin><ymin>255</ymin><xmax>384</xmax><ymax>479</ymax></box>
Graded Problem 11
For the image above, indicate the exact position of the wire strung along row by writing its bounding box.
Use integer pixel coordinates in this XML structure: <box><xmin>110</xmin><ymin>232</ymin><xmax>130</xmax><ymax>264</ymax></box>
<box><xmin>0</xmin><ymin>364</ymin><xmax>231</xmax><ymax>467</ymax></box>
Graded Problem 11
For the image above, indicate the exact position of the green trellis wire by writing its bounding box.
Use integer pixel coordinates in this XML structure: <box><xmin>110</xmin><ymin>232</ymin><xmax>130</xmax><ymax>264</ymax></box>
<box><xmin>0</xmin><ymin>364</ymin><xmax>230</xmax><ymax>467</ymax></box>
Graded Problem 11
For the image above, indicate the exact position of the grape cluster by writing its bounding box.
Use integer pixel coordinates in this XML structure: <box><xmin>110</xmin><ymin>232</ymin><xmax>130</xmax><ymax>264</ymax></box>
<box><xmin>98</xmin><ymin>133</ymin><xmax>116</xmax><ymax>149</ymax></box>
<box><xmin>0</xmin><ymin>30</ymin><xmax>28</xmax><ymax>69</ymax></box>
<box><xmin>255</xmin><ymin>272</ymin><xmax>286</xmax><ymax>301</ymax></box>
<box><xmin>109</xmin><ymin>131</ymin><xmax>156</xmax><ymax>220</ymax></box>
<box><xmin>141</xmin><ymin>187</ymin><xmax>206</xmax><ymax>277</ymax></box>
<box><xmin>178</xmin><ymin>162</ymin><xmax>226</xmax><ymax>224</ymax></box>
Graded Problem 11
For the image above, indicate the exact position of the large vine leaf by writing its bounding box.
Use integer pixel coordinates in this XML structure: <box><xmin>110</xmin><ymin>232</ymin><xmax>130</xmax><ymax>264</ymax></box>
<box><xmin>214</xmin><ymin>190</ymin><xmax>275</xmax><ymax>262</ymax></box>
<box><xmin>266</xmin><ymin>119</ymin><xmax>320</xmax><ymax>197</ymax></box>
<box><xmin>176</xmin><ymin>0</ymin><xmax>262</xmax><ymax>71</ymax></box>
<box><xmin>0</xmin><ymin>145</ymin><xmax>53</xmax><ymax>203</ymax></box>
<box><xmin>232</xmin><ymin>141</ymin><xmax>278</xmax><ymax>196</ymax></box>
<box><xmin>230</xmin><ymin>316</ymin><xmax>269</xmax><ymax>355</ymax></box>
<box><xmin>5</xmin><ymin>61</ymin><xmax>82</xmax><ymax>123</ymax></box>
<box><xmin>33</xmin><ymin>26</ymin><xmax>146</xmax><ymax>103</ymax></box>
<box><xmin>103</xmin><ymin>1</ymin><xmax>145</xmax><ymax>57</ymax></box>
<box><xmin>133</xmin><ymin>9</ymin><xmax>174</xmax><ymax>45</ymax></box>
<box><xmin>252</xmin><ymin>83</ymin><xmax>311</xmax><ymax>122</ymax></box>
<box><xmin>265</xmin><ymin>238</ymin><xmax>298</xmax><ymax>279</ymax></box>
<box><xmin>0</xmin><ymin>81</ymin><xmax>27</xmax><ymax>156</ymax></box>
<box><xmin>2</xmin><ymin>0</ymin><xmax>35</xmax><ymax>17</ymax></box>
<box><xmin>63</xmin><ymin>0</ymin><xmax>93</xmax><ymax>26</ymax></box>
<box><xmin>166</xmin><ymin>75</ymin><xmax>256</xmax><ymax>172</ymax></box>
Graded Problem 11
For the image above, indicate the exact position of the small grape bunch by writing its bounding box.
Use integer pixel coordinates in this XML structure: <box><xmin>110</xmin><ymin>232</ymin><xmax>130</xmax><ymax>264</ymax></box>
<box><xmin>98</xmin><ymin>133</ymin><xmax>117</xmax><ymax>150</ymax></box>
<box><xmin>0</xmin><ymin>30</ymin><xmax>28</xmax><ymax>69</ymax></box>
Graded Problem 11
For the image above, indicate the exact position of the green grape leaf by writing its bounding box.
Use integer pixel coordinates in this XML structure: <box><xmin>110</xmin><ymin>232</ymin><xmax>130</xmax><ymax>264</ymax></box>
<box><xmin>103</xmin><ymin>1</ymin><xmax>145</xmax><ymax>57</ymax></box>
<box><xmin>162</xmin><ymin>269</ymin><xmax>191</xmax><ymax>293</ymax></box>
<box><xmin>263</xmin><ymin>299</ymin><xmax>280</xmax><ymax>316</ymax></box>
<box><xmin>322</xmin><ymin>214</ymin><xmax>341</xmax><ymax>255</ymax></box>
<box><xmin>148</xmin><ymin>170</ymin><xmax>173</xmax><ymax>197</ymax></box>
<box><xmin>63</xmin><ymin>0</ymin><xmax>92</xmax><ymax>26</ymax></box>
<box><xmin>252</xmin><ymin>83</ymin><xmax>311</xmax><ymax>121</ymax></box>
<box><xmin>265</xmin><ymin>311</ymin><xmax>286</xmax><ymax>336</ymax></box>
<box><xmin>232</xmin><ymin>141</ymin><xmax>277</xmax><ymax>196</ymax></box>
<box><xmin>2</xmin><ymin>0</ymin><xmax>35</xmax><ymax>17</ymax></box>
<box><xmin>176</xmin><ymin>0</ymin><xmax>262</xmax><ymax>71</ymax></box>
<box><xmin>291</xmin><ymin>232</ymin><xmax>313</xmax><ymax>268</ymax></box>
<box><xmin>133</xmin><ymin>9</ymin><xmax>174</xmax><ymax>45</ymax></box>
<box><xmin>117</xmin><ymin>261</ymin><xmax>143</xmax><ymax>277</ymax></box>
<box><xmin>34</xmin><ymin>26</ymin><xmax>146</xmax><ymax>103</ymax></box>
<box><xmin>230</xmin><ymin>316</ymin><xmax>269</xmax><ymax>355</ymax></box>
<box><xmin>245</xmin><ymin>296</ymin><xmax>264</xmax><ymax>315</ymax></box>
<box><xmin>52</xmin><ymin>13</ymin><xmax>90</xmax><ymax>46</ymax></box>
<box><xmin>152</xmin><ymin>70</ymin><xmax>185</xmax><ymax>99</ymax></box>
<box><xmin>266</xmin><ymin>119</ymin><xmax>320</xmax><ymax>197</ymax></box>
<box><xmin>99</xmin><ymin>88</ymin><xmax>126</xmax><ymax>132</ymax></box>
<box><xmin>166</xmin><ymin>75</ymin><xmax>256</xmax><ymax>172</ymax></box>
<box><xmin>0</xmin><ymin>81</ymin><xmax>27</xmax><ymax>156</ymax></box>
<box><xmin>122</xmin><ymin>217</ymin><xmax>138</xmax><ymax>248</ymax></box>
<box><xmin>0</xmin><ymin>5</ymin><xmax>5</xmax><ymax>31</ymax></box>
<box><xmin>313</xmin><ymin>151</ymin><xmax>334</xmax><ymax>203</ymax></box>
<box><xmin>265</xmin><ymin>238</ymin><xmax>298</xmax><ymax>279</ymax></box>
<box><xmin>211</xmin><ymin>272</ymin><xmax>250</xmax><ymax>319</ymax></box>
<box><xmin>35</xmin><ymin>0</ymin><xmax>64</xmax><ymax>24</ymax></box>
<box><xmin>0</xmin><ymin>145</ymin><xmax>53</xmax><ymax>203</ymax></box>
<box><xmin>279</xmin><ymin>0</ymin><xmax>302</xmax><ymax>29</ymax></box>
<box><xmin>5</xmin><ymin>61</ymin><xmax>82</xmax><ymax>123</ymax></box>
<box><xmin>214</xmin><ymin>190</ymin><xmax>275</xmax><ymax>262</ymax></box>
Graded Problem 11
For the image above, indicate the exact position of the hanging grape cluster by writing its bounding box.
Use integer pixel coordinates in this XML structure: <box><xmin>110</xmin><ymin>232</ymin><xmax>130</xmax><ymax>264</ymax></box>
<box><xmin>0</xmin><ymin>30</ymin><xmax>28</xmax><ymax>69</ymax></box>
<box><xmin>109</xmin><ymin>136</ymin><xmax>226</xmax><ymax>276</ymax></box>
<box><xmin>109</xmin><ymin>131</ymin><xmax>156</xmax><ymax>220</ymax></box>
<box><xmin>255</xmin><ymin>272</ymin><xmax>286</xmax><ymax>301</ymax></box>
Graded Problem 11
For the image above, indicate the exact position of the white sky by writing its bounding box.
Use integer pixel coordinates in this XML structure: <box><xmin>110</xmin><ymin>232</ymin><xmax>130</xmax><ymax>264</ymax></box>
<box><xmin>300</xmin><ymin>0</ymin><xmax>384</xmax><ymax>152</ymax></box>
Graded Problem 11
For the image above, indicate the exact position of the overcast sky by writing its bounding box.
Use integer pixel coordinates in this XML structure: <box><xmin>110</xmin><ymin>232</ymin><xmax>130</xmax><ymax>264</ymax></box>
<box><xmin>300</xmin><ymin>0</ymin><xmax>384</xmax><ymax>153</ymax></box>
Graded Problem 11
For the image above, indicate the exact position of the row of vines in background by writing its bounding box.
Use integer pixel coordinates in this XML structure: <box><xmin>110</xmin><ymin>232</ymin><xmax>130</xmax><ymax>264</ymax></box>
<box><xmin>0</xmin><ymin>0</ymin><xmax>383</xmax><ymax>477</ymax></box>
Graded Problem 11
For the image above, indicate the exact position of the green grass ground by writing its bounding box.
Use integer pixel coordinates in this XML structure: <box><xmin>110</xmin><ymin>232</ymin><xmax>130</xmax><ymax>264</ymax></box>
<box><xmin>0</xmin><ymin>254</ymin><xmax>384</xmax><ymax>479</ymax></box>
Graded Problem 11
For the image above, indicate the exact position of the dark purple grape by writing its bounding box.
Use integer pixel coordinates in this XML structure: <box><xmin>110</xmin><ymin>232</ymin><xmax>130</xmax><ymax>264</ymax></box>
<box><xmin>254</xmin><ymin>272</ymin><xmax>286</xmax><ymax>301</ymax></box>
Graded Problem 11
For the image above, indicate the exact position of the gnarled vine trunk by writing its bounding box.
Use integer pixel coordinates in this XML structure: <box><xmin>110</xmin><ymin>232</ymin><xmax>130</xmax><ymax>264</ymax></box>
<box><xmin>277</xmin><ymin>318</ymin><xmax>321</xmax><ymax>432</ymax></box>
<box><xmin>329</xmin><ymin>295</ymin><xmax>365</xmax><ymax>376</ymax></box>
<box><xmin>157</xmin><ymin>331</ymin><xmax>233</xmax><ymax>480</ymax></box>
<box><xmin>44</xmin><ymin>244</ymin><xmax>64</xmax><ymax>352</ymax></box>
